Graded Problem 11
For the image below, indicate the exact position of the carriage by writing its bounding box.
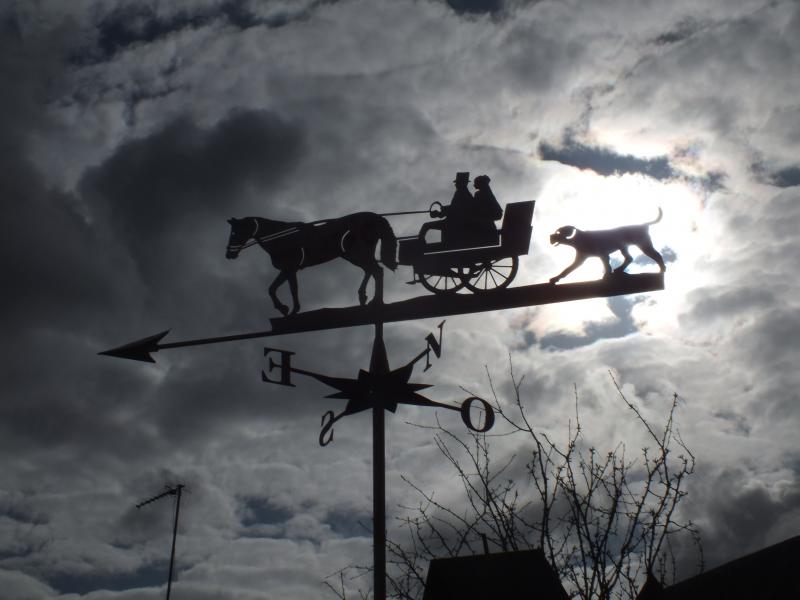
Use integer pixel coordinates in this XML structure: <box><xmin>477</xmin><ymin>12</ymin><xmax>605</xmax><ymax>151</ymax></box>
<box><xmin>225</xmin><ymin>200</ymin><xmax>535</xmax><ymax>315</ymax></box>
<box><xmin>397</xmin><ymin>200</ymin><xmax>535</xmax><ymax>294</ymax></box>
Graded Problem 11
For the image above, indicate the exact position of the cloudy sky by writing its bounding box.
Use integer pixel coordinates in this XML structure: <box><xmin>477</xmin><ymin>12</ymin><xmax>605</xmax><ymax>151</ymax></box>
<box><xmin>2</xmin><ymin>0</ymin><xmax>800</xmax><ymax>598</ymax></box>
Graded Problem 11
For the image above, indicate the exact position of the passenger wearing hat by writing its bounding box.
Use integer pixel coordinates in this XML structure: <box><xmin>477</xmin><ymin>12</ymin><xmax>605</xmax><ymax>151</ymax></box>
<box><xmin>418</xmin><ymin>172</ymin><xmax>474</xmax><ymax>243</ymax></box>
<box><xmin>419</xmin><ymin>172</ymin><xmax>503</xmax><ymax>247</ymax></box>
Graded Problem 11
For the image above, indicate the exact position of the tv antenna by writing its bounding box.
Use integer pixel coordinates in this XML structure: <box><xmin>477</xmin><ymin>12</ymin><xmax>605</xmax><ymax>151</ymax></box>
<box><xmin>136</xmin><ymin>484</ymin><xmax>185</xmax><ymax>600</ymax></box>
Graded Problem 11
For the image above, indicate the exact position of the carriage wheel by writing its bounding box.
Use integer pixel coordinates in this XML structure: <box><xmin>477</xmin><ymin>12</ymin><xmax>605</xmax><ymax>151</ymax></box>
<box><xmin>464</xmin><ymin>257</ymin><xmax>518</xmax><ymax>293</ymax></box>
<box><xmin>418</xmin><ymin>268</ymin><xmax>469</xmax><ymax>294</ymax></box>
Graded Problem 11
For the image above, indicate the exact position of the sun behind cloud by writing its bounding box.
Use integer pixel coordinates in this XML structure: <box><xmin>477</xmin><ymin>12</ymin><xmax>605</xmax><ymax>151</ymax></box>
<box><xmin>529</xmin><ymin>167</ymin><xmax>708</xmax><ymax>335</ymax></box>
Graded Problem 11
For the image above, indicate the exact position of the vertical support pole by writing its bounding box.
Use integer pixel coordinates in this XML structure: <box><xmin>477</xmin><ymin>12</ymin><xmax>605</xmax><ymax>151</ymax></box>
<box><xmin>166</xmin><ymin>484</ymin><xmax>184</xmax><ymax>600</ymax></box>
<box><xmin>370</xmin><ymin>322</ymin><xmax>387</xmax><ymax>600</ymax></box>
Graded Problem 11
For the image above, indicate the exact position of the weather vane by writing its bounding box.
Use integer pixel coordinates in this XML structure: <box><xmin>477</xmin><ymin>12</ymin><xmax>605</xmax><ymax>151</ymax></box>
<box><xmin>101</xmin><ymin>171</ymin><xmax>666</xmax><ymax>600</ymax></box>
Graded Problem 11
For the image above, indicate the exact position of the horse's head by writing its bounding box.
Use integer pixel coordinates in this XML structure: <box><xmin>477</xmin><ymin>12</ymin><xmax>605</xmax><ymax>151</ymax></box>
<box><xmin>226</xmin><ymin>217</ymin><xmax>256</xmax><ymax>259</ymax></box>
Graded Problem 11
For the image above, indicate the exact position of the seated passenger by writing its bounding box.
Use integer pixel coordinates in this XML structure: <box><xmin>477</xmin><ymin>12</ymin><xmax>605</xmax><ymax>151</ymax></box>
<box><xmin>419</xmin><ymin>172</ymin><xmax>503</xmax><ymax>247</ymax></box>
<box><xmin>471</xmin><ymin>174</ymin><xmax>503</xmax><ymax>244</ymax></box>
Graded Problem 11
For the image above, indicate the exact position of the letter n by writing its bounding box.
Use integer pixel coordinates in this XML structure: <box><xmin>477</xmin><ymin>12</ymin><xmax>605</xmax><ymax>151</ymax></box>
<box><xmin>424</xmin><ymin>320</ymin><xmax>446</xmax><ymax>372</ymax></box>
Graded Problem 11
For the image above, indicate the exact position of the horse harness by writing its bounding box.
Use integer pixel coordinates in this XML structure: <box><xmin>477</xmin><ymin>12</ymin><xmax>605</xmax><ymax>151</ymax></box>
<box><xmin>228</xmin><ymin>217</ymin><xmax>351</xmax><ymax>268</ymax></box>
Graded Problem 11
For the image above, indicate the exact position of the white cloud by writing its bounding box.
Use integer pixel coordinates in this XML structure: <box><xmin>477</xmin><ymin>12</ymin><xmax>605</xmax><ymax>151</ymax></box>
<box><xmin>3</xmin><ymin>0</ymin><xmax>800</xmax><ymax>596</ymax></box>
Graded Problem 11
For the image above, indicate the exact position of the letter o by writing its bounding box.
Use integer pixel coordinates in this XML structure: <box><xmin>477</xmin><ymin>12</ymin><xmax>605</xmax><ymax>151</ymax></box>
<box><xmin>460</xmin><ymin>396</ymin><xmax>495</xmax><ymax>433</ymax></box>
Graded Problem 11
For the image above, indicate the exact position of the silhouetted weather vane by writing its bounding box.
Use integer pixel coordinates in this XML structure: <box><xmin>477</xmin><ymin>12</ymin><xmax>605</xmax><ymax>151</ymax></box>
<box><xmin>101</xmin><ymin>173</ymin><xmax>666</xmax><ymax>600</ymax></box>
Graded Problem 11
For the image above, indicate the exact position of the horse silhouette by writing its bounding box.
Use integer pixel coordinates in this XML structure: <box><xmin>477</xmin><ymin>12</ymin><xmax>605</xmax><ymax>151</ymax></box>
<box><xmin>226</xmin><ymin>213</ymin><xmax>397</xmax><ymax>316</ymax></box>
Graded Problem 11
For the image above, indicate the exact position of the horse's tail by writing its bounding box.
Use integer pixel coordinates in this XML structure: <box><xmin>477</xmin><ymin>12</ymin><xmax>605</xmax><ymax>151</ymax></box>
<box><xmin>376</xmin><ymin>216</ymin><xmax>398</xmax><ymax>271</ymax></box>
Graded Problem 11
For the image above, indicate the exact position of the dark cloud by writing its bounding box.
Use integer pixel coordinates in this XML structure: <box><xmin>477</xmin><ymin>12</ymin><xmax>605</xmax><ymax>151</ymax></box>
<box><xmin>537</xmin><ymin>296</ymin><xmax>640</xmax><ymax>350</ymax></box>
<box><xmin>691</xmin><ymin>470</ymin><xmax>800</xmax><ymax>569</ymax></box>
<box><xmin>447</xmin><ymin>0</ymin><xmax>505</xmax><ymax>14</ymax></box>
<box><xmin>88</xmin><ymin>1</ymin><xmax>312</xmax><ymax>61</ymax></box>
<box><xmin>239</xmin><ymin>497</ymin><xmax>293</xmax><ymax>528</ymax></box>
<box><xmin>0</xmin><ymin>13</ymin><xmax>138</xmax><ymax>330</ymax></box>
<box><xmin>682</xmin><ymin>285</ymin><xmax>777</xmax><ymax>325</ymax></box>
<box><xmin>653</xmin><ymin>18</ymin><xmax>703</xmax><ymax>46</ymax></box>
<box><xmin>0</xmin><ymin>105</ymin><xmax>307</xmax><ymax>470</ymax></box>
<box><xmin>0</xmin><ymin>10</ymin><xmax>161</xmax><ymax>470</ymax></box>
<box><xmin>697</xmin><ymin>170</ymin><xmax>726</xmax><ymax>193</ymax></box>
<box><xmin>82</xmin><ymin>109</ymin><xmax>304</xmax><ymax>236</ymax></box>
<box><xmin>80</xmin><ymin>109</ymin><xmax>305</xmax><ymax>279</ymax></box>
<box><xmin>48</xmin><ymin>563</ymin><xmax>167</xmax><ymax>595</ymax></box>
<box><xmin>539</xmin><ymin>134</ymin><xmax>726</xmax><ymax>194</ymax></box>
<box><xmin>770</xmin><ymin>165</ymin><xmax>800</xmax><ymax>188</ymax></box>
<box><xmin>326</xmin><ymin>508</ymin><xmax>371</xmax><ymax>538</ymax></box>
<box><xmin>0</xmin><ymin>12</ymin><xmax>76</xmax><ymax>149</ymax></box>
<box><xmin>711</xmin><ymin>410</ymin><xmax>752</xmax><ymax>437</ymax></box>
<box><xmin>0</xmin><ymin>19</ymin><xmax>311</xmax><ymax>547</ymax></box>
<box><xmin>539</xmin><ymin>136</ymin><xmax>677</xmax><ymax>180</ymax></box>
<box><xmin>0</xmin><ymin>166</ymin><xmax>118</xmax><ymax>330</ymax></box>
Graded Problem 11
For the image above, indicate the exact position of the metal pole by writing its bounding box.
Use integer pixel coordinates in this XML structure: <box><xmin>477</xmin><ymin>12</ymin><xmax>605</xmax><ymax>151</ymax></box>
<box><xmin>371</xmin><ymin>322</ymin><xmax>387</xmax><ymax>600</ymax></box>
<box><xmin>166</xmin><ymin>484</ymin><xmax>184</xmax><ymax>600</ymax></box>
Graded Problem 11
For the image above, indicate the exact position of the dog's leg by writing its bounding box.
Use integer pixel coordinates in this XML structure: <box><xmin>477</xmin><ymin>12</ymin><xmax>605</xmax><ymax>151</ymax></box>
<box><xmin>600</xmin><ymin>254</ymin><xmax>613</xmax><ymax>278</ymax></box>
<box><xmin>550</xmin><ymin>255</ymin><xmax>586</xmax><ymax>284</ymax></box>
<box><xmin>639</xmin><ymin>242</ymin><xmax>666</xmax><ymax>271</ymax></box>
<box><xmin>614</xmin><ymin>247</ymin><xmax>633</xmax><ymax>273</ymax></box>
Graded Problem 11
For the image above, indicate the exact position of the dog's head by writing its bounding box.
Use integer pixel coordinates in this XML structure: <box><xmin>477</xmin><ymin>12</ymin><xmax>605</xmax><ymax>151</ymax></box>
<box><xmin>549</xmin><ymin>226</ymin><xmax>578</xmax><ymax>246</ymax></box>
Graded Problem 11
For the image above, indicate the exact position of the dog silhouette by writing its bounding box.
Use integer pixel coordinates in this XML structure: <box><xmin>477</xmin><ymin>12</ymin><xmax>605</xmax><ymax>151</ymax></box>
<box><xmin>549</xmin><ymin>209</ymin><xmax>666</xmax><ymax>284</ymax></box>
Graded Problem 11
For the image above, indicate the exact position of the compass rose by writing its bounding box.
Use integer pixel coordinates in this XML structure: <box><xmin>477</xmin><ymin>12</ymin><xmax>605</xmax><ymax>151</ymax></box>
<box><xmin>262</xmin><ymin>320</ymin><xmax>495</xmax><ymax>446</ymax></box>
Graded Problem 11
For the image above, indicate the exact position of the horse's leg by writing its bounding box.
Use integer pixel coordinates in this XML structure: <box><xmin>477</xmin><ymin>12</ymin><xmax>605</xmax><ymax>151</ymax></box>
<box><xmin>345</xmin><ymin>251</ymin><xmax>380</xmax><ymax>306</ymax></box>
<box><xmin>288</xmin><ymin>271</ymin><xmax>300</xmax><ymax>315</ymax></box>
<box><xmin>341</xmin><ymin>230</ymin><xmax>387</xmax><ymax>306</ymax></box>
<box><xmin>355</xmin><ymin>260</ymin><xmax>384</xmax><ymax>306</ymax></box>
<box><xmin>357</xmin><ymin>269</ymin><xmax>369</xmax><ymax>306</ymax></box>
<box><xmin>368</xmin><ymin>262</ymin><xmax>383</xmax><ymax>305</ymax></box>
<box><xmin>268</xmin><ymin>271</ymin><xmax>290</xmax><ymax>316</ymax></box>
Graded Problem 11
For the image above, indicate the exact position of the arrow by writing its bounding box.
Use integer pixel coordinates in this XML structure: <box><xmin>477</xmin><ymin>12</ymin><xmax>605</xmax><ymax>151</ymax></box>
<box><xmin>99</xmin><ymin>330</ymin><xmax>170</xmax><ymax>362</ymax></box>
<box><xmin>98</xmin><ymin>327</ymin><xmax>281</xmax><ymax>363</ymax></box>
<box><xmin>99</xmin><ymin>273</ymin><xmax>664</xmax><ymax>363</ymax></box>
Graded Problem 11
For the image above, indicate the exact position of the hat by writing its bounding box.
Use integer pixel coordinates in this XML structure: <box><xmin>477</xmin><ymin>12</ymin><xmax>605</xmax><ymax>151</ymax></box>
<box><xmin>454</xmin><ymin>172</ymin><xmax>470</xmax><ymax>184</ymax></box>
<box><xmin>474</xmin><ymin>174</ymin><xmax>491</xmax><ymax>184</ymax></box>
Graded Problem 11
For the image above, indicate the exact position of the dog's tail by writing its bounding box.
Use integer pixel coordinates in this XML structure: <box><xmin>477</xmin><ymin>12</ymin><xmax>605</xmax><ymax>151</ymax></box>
<box><xmin>644</xmin><ymin>207</ymin><xmax>663</xmax><ymax>226</ymax></box>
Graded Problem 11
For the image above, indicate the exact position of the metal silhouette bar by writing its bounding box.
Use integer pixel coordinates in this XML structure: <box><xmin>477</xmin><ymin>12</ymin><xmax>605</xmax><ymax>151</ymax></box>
<box><xmin>370</xmin><ymin>322</ymin><xmax>387</xmax><ymax>600</ymax></box>
<box><xmin>269</xmin><ymin>273</ymin><xmax>665</xmax><ymax>336</ymax></box>
<box><xmin>136</xmin><ymin>484</ymin><xmax>185</xmax><ymax>600</ymax></box>
<box><xmin>99</xmin><ymin>274</ymin><xmax>663</xmax><ymax>363</ymax></box>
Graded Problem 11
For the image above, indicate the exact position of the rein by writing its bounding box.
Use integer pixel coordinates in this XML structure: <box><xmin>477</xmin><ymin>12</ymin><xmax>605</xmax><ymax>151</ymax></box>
<box><xmin>229</xmin><ymin>211</ymin><xmax>413</xmax><ymax>254</ymax></box>
<box><xmin>228</xmin><ymin>218</ymin><xmax>331</xmax><ymax>253</ymax></box>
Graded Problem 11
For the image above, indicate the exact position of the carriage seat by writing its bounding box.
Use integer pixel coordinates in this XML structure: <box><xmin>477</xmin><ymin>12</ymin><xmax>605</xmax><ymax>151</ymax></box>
<box><xmin>499</xmin><ymin>201</ymin><xmax>535</xmax><ymax>256</ymax></box>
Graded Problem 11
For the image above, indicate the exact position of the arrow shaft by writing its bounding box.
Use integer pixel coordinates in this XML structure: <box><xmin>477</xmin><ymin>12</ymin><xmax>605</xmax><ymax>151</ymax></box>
<box><xmin>101</xmin><ymin>274</ymin><xmax>664</xmax><ymax>362</ymax></box>
<box><xmin>158</xmin><ymin>329</ymin><xmax>277</xmax><ymax>350</ymax></box>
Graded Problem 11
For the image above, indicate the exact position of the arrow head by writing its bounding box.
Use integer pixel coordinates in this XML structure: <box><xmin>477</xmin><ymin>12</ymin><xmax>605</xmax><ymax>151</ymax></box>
<box><xmin>99</xmin><ymin>330</ymin><xmax>170</xmax><ymax>363</ymax></box>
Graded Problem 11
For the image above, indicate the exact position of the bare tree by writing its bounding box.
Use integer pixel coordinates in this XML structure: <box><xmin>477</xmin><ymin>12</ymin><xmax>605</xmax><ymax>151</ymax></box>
<box><xmin>326</xmin><ymin>368</ymin><xmax>702</xmax><ymax>600</ymax></box>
